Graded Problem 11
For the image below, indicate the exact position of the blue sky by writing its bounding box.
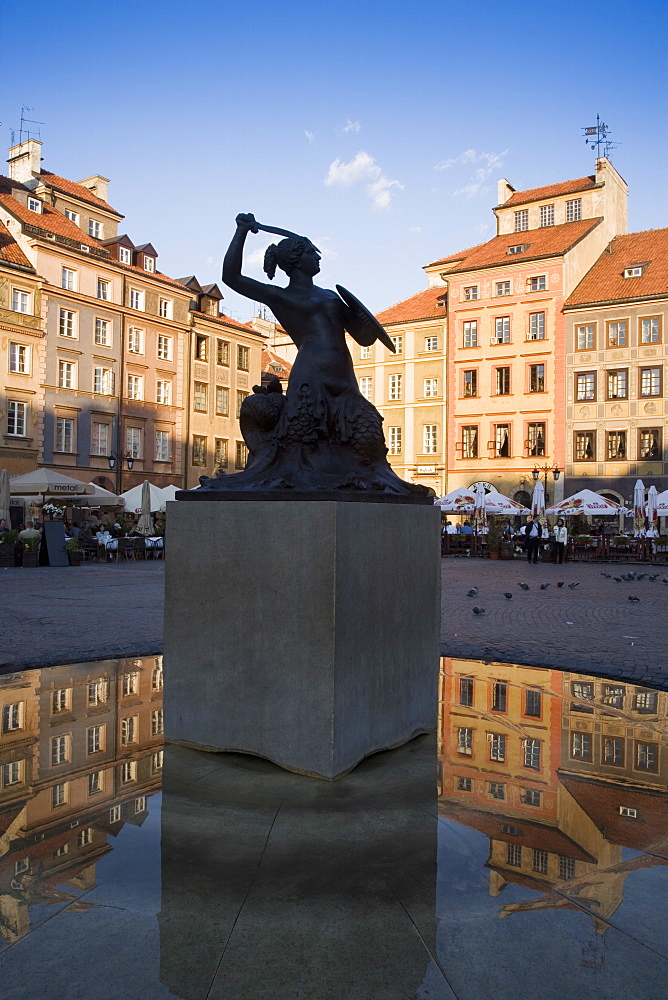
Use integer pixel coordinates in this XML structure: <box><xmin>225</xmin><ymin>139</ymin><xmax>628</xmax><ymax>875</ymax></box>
<box><xmin>3</xmin><ymin>0</ymin><xmax>667</xmax><ymax>320</ymax></box>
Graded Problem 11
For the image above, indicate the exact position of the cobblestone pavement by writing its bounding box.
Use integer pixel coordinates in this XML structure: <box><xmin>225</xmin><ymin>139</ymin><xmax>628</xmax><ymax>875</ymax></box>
<box><xmin>2</xmin><ymin>558</ymin><xmax>667</xmax><ymax>690</ymax></box>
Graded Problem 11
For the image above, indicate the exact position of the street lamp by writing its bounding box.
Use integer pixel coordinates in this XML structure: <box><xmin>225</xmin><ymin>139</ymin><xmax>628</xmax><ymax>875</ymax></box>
<box><xmin>108</xmin><ymin>451</ymin><xmax>135</xmax><ymax>494</ymax></box>
<box><xmin>532</xmin><ymin>465</ymin><xmax>560</xmax><ymax>502</ymax></box>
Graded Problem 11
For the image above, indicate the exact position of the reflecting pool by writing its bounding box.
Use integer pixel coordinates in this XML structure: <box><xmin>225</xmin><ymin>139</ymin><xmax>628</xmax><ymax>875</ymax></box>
<box><xmin>0</xmin><ymin>657</ymin><xmax>666</xmax><ymax>998</ymax></box>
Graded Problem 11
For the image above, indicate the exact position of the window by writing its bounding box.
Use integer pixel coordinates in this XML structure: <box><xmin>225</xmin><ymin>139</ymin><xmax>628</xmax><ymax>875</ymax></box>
<box><xmin>7</xmin><ymin>400</ymin><xmax>26</xmax><ymax>436</ymax></box>
<box><xmin>194</xmin><ymin>382</ymin><xmax>208</xmax><ymax>412</ymax></box>
<box><xmin>88</xmin><ymin>679</ymin><xmax>108</xmax><ymax>706</ymax></box>
<box><xmin>55</xmin><ymin>417</ymin><xmax>74</xmax><ymax>453</ymax></box>
<box><xmin>195</xmin><ymin>335</ymin><xmax>208</xmax><ymax>361</ymax></box>
<box><xmin>576</xmin><ymin>372</ymin><xmax>596</xmax><ymax>401</ymax></box>
<box><xmin>606</xmin><ymin>369</ymin><xmax>628</xmax><ymax>400</ymax></box>
<box><xmin>457</xmin><ymin>777</ymin><xmax>473</xmax><ymax>792</ymax></box>
<box><xmin>528</xmin><ymin>312</ymin><xmax>545</xmax><ymax>340</ymax></box>
<box><xmin>640</xmin><ymin>317</ymin><xmax>661</xmax><ymax>344</ymax></box>
<box><xmin>388</xmin><ymin>374</ymin><xmax>403</xmax><ymax>400</ymax></box>
<box><xmin>619</xmin><ymin>806</ymin><xmax>638</xmax><ymax>819</ymax></box>
<box><xmin>126</xmin><ymin>426</ymin><xmax>141</xmax><ymax>458</ymax></box>
<box><xmin>606</xmin><ymin>431</ymin><xmax>626</xmax><ymax>460</ymax></box>
<box><xmin>574</xmin><ymin>430</ymin><xmax>595</xmax><ymax>461</ymax></box>
<box><xmin>52</xmin><ymin>782</ymin><xmax>68</xmax><ymax>808</ymax></box>
<box><xmin>624</xmin><ymin>266</ymin><xmax>643</xmax><ymax>278</ymax></box>
<box><xmin>360</xmin><ymin>345</ymin><xmax>371</xmax><ymax>360</ymax></box>
<box><xmin>88</xmin><ymin>219</ymin><xmax>102</xmax><ymax>239</ymax></box>
<box><xmin>636</xmin><ymin>742</ymin><xmax>658</xmax><ymax>772</ymax></box>
<box><xmin>122</xmin><ymin>672</ymin><xmax>139</xmax><ymax>696</ymax></box>
<box><xmin>640</xmin><ymin>367</ymin><xmax>662</xmax><ymax>397</ymax></box>
<box><xmin>59</xmin><ymin>308</ymin><xmax>76</xmax><ymax>338</ymax></box>
<box><xmin>9</xmin><ymin>342</ymin><xmax>30</xmax><ymax>375</ymax></box>
<box><xmin>491</xmin><ymin>681</ymin><xmax>507</xmax><ymax>712</ymax></box>
<box><xmin>359</xmin><ymin>377</ymin><xmax>373</xmax><ymax>401</ymax></box>
<box><xmin>533</xmin><ymin>849</ymin><xmax>548</xmax><ymax>874</ymax></box>
<box><xmin>2</xmin><ymin>761</ymin><xmax>23</xmax><ymax>786</ymax></box>
<box><xmin>459</xmin><ymin>676</ymin><xmax>474</xmax><ymax>706</ymax></box>
<box><xmin>390</xmin><ymin>336</ymin><xmax>403</xmax><ymax>354</ymax></box>
<box><xmin>576</xmin><ymin>324</ymin><xmax>595</xmax><ymax>351</ymax></box>
<box><xmin>214</xmin><ymin>438</ymin><xmax>228</xmax><ymax>467</ymax></box>
<box><xmin>118</xmin><ymin>246</ymin><xmax>131</xmax><ymax>264</ymax></box>
<box><xmin>236</xmin><ymin>390</ymin><xmax>247</xmax><ymax>418</ymax></box>
<box><xmin>525</xmin><ymin>690</ymin><xmax>542</xmax><ymax>717</ymax></box>
<box><xmin>461</xmin><ymin>426</ymin><xmax>478</xmax><ymax>459</ymax></box>
<box><xmin>424</xmin><ymin>336</ymin><xmax>438</xmax><ymax>352</ymax></box>
<box><xmin>507</xmin><ymin>844</ymin><xmax>522</xmax><ymax>867</ymax></box>
<box><xmin>457</xmin><ymin>727</ymin><xmax>473</xmax><ymax>755</ymax></box>
<box><xmin>155</xmin><ymin>429</ymin><xmax>170</xmax><ymax>462</ymax></box>
<box><xmin>109</xmin><ymin>805</ymin><xmax>122</xmax><ymax>823</ymax></box>
<box><xmin>495</xmin><ymin>281</ymin><xmax>511</xmax><ymax>297</ymax></box>
<box><xmin>121</xmin><ymin>716</ymin><xmax>138</xmax><ymax>746</ymax></box>
<box><xmin>493</xmin><ymin>317</ymin><xmax>510</xmax><ymax>344</ymax></box>
<box><xmin>508</xmin><ymin>244</ymin><xmax>527</xmax><ymax>255</ymax></box>
<box><xmin>152</xmin><ymin>750</ymin><xmax>164</xmax><ymax>772</ymax></box>
<box><xmin>529</xmin><ymin>275</ymin><xmax>546</xmax><ymax>292</ymax></box>
<box><xmin>216</xmin><ymin>386</ymin><xmax>229</xmax><ymax>416</ymax></box>
<box><xmin>524</xmin><ymin>738</ymin><xmax>541</xmax><ymax>770</ymax></box>
<box><xmin>95</xmin><ymin>318</ymin><xmax>111</xmax><ymax>346</ymax></box>
<box><xmin>143</xmin><ymin>255</ymin><xmax>155</xmax><ymax>272</ymax></box>
<box><xmin>217</xmin><ymin>339</ymin><xmax>229</xmax><ymax>366</ymax></box>
<box><xmin>127</xmin><ymin>327</ymin><xmax>144</xmax><ymax>353</ymax></box>
<box><xmin>78</xmin><ymin>828</ymin><xmax>93</xmax><ymax>847</ymax></box>
<box><xmin>572</xmin><ymin>681</ymin><xmax>594</xmax><ymax>703</ymax></box>
<box><xmin>237</xmin><ymin>345</ymin><xmax>250</xmax><ymax>370</ymax></box>
<box><xmin>489</xmin><ymin>733</ymin><xmax>506</xmax><ymax>762</ymax></box>
<box><xmin>566</xmin><ymin>198</ymin><xmax>582</xmax><ymax>222</ymax></box>
<box><xmin>12</xmin><ymin>288</ymin><xmax>30</xmax><ymax>313</ymax></box>
<box><xmin>514</xmin><ymin>210</ymin><xmax>528</xmax><ymax>232</ymax></box>
<box><xmin>603</xmin><ymin>736</ymin><xmax>624</xmax><ymax>766</ymax></box>
<box><xmin>606</xmin><ymin>320</ymin><xmax>627</xmax><ymax>347</ymax></box>
<box><xmin>524</xmin><ymin>789</ymin><xmax>541</xmax><ymax>807</ymax></box>
<box><xmin>192</xmin><ymin>435</ymin><xmax>207</xmax><ymax>466</ymax></box>
<box><xmin>51</xmin><ymin>734</ymin><xmax>70</xmax><ymax>766</ymax></box>
<box><xmin>424</xmin><ymin>378</ymin><xmax>438</xmax><ymax>398</ymax></box>
<box><xmin>423</xmin><ymin>424</ymin><xmax>437</xmax><ymax>455</ymax></box>
<box><xmin>495</xmin><ymin>367</ymin><xmax>510</xmax><ymax>395</ymax></box>
<box><xmin>494</xmin><ymin>424</ymin><xmax>510</xmax><ymax>458</ymax></box>
<box><xmin>159</xmin><ymin>298</ymin><xmax>173</xmax><ymax>319</ymax></box>
<box><xmin>97</xmin><ymin>278</ymin><xmax>110</xmax><ymax>301</ymax></box>
<box><xmin>92</xmin><ymin>422</ymin><xmax>110</xmax><ymax>457</ymax></box>
<box><xmin>157</xmin><ymin>335</ymin><xmax>172</xmax><ymax>360</ymax></box>
<box><xmin>156</xmin><ymin>380</ymin><xmax>172</xmax><ymax>405</ymax></box>
<box><xmin>127</xmin><ymin>374</ymin><xmax>143</xmax><ymax>400</ymax></box>
<box><xmin>87</xmin><ymin>725</ymin><xmax>104</xmax><ymax>755</ymax></box>
<box><xmin>463</xmin><ymin>321</ymin><xmax>478</xmax><ymax>348</ymax></box>
<box><xmin>540</xmin><ymin>204</ymin><xmax>554</xmax><ymax>227</ymax></box>
<box><xmin>52</xmin><ymin>688</ymin><xmax>71</xmax><ymax>714</ymax></box>
<box><xmin>529</xmin><ymin>364</ymin><xmax>545</xmax><ymax>392</ymax></box>
<box><xmin>94</xmin><ymin>367</ymin><xmax>114</xmax><ymax>395</ymax></box>
<box><xmin>388</xmin><ymin>426</ymin><xmax>402</xmax><ymax>455</ymax></box>
<box><xmin>2</xmin><ymin>702</ymin><xmax>24</xmax><ymax>733</ymax></box>
<box><xmin>235</xmin><ymin>441</ymin><xmax>248</xmax><ymax>469</ymax></box>
<box><xmin>129</xmin><ymin>288</ymin><xmax>144</xmax><ymax>311</ymax></box>
<box><xmin>559</xmin><ymin>857</ymin><xmax>575</xmax><ymax>881</ymax></box>
<box><xmin>134</xmin><ymin>796</ymin><xmax>146</xmax><ymax>814</ymax></box>
<box><xmin>463</xmin><ymin>370</ymin><xmax>478</xmax><ymax>397</ymax></box>
<box><xmin>463</xmin><ymin>285</ymin><xmax>478</xmax><ymax>301</ymax></box>
<box><xmin>121</xmin><ymin>761</ymin><xmax>137</xmax><ymax>783</ymax></box>
<box><xmin>571</xmin><ymin>732</ymin><xmax>591</xmax><ymax>760</ymax></box>
<box><xmin>61</xmin><ymin>267</ymin><xmax>77</xmax><ymax>291</ymax></box>
<box><xmin>152</xmin><ymin>708</ymin><xmax>164</xmax><ymax>735</ymax></box>
<box><xmin>64</xmin><ymin>209</ymin><xmax>80</xmax><ymax>224</ymax></box>
<box><xmin>488</xmin><ymin>781</ymin><xmax>505</xmax><ymax>800</ymax></box>
<box><xmin>602</xmin><ymin>684</ymin><xmax>624</xmax><ymax>710</ymax></box>
<box><xmin>527</xmin><ymin>422</ymin><xmax>546</xmax><ymax>458</ymax></box>
<box><xmin>634</xmin><ymin>689</ymin><xmax>658</xmax><ymax>713</ymax></box>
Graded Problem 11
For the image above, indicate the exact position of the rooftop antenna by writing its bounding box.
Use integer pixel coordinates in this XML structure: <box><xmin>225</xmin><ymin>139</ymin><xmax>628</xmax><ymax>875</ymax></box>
<box><xmin>10</xmin><ymin>107</ymin><xmax>45</xmax><ymax>146</ymax></box>
<box><xmin>582</xmin><ymin>114</ymin><xmax>620</xmax><ymax>160</ymax></box>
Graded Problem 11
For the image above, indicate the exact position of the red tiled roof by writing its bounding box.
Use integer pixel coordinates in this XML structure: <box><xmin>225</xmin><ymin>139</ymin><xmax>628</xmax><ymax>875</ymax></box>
<box><xmin>191</xmin><ymin>310</ymin><xmax>255</xmax><ymax>332</ymax></box>
<box><xmin>443</xmin><ymin>218</ymin><xmax>602</xmax><ymax>275</ymax></box>
<box><xmin>565</xmin><ymin>228</ymin><xmax>668</xmax><ymax>307</ymax></box>
<box><xmin>0</xmin><ymin>220</ymin><xmax>33</xmax><ymax>269</ymax></box>
<box><xmin>425</xmin><ymin>242</ymin><xmax>486</xmax><ymax>269</ymax></box>
<box><xmin>39</xmin><ymin>170</ymin><xmax>123</xmax><ymax>218</ymax></box>
<box><xmin>0</xmin><ymin>181</ymin><xmax>102</xmax><ymax>250</ymax></box>
<box><xmin>375</xmin><ymin>286</ymin><xmax>447</xmax><ymax>326</ymax></box>
<box><xmin>503</xmin><ymin>175</ymin><xmax>597</xmax><ymax>208</ymax></box>
<box><xmin>262</xmin><ymin>349</ymin><xmax>292</xmax><ymax>377</ymax></box>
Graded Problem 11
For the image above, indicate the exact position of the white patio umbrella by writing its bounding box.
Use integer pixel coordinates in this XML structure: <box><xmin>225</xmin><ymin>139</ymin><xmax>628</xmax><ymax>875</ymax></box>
<box><xmin>633</xmin><ymin>478</ymin><xmax>646</xmax><ymax>536</ymax></box>
<box><xmin>473</xmin><ymin>482</ymin><xmax>488</xmax><ymax>532</ymax></box>
<box><xmin>9</xmin><ymin>468</ymin><xmax>94</xmax><ymax>498</ymax></box>
<box><xmin>653</xmin><ymin>489</ymin><xmax>668</xmax><ymax>514</ymax></box>
<box><xmin>531</xmin><ymin>480</ymin><xmax>546</xmax><ymax>527</ymax></box>
<box><xmin>483</xmin><ymin>490</ymin><xmax>531</xmax><ymax>514</ymax></box>
<box><xmin>433</xmin><ymin>486</ymin><xmax>476</xmax><ymax>512</ymax></box>
<box><xmin>0</xmin><ymin>470</ymin><xmax>11</xmax><ymax>526</ymax></box>
<box><xmin>160</xmin><ymin>484</ymin><xmax>179</xmax><ymax>504</ymax></box>
<box><xmin>119</xmin><ymin>481</ymin><xmax>166</xmax><ymax>513</ymax></box>
<box><xmin>136</xmin><ymin>480</ymin><xmax>154</xmax><ymax>536</ymax></box>
<box><xmin>545</xmin><ymin>489</ymin><xmax>623</xmax><ymax>516</ymax></box>
<box><xmin>647</xmin><ymin>485</ymin><xmax>659</xmax><ymax>536</ymax></box>
<box><xmin>74</xmin><ymin>483</ymin><xmax>125</xmax><ymax>507</ymax></box>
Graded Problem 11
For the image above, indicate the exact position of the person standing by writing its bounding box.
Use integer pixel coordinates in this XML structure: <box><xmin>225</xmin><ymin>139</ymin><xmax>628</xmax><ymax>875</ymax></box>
<box><xmin>522</xmin><ymin>515</ymin><xmax>542</xmax><ymax>564</ymax></box>
<box><xmin>553</xmin><ymin>518</ymin><xmax>568</xmax><ymax>564</ymax></box>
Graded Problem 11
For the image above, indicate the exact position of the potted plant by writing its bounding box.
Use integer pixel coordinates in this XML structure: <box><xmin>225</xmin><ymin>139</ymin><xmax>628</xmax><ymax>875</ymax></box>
<box><xmin>486</xmin><ymin>518</ymin><xmax>504</xmax><ymax>559</ymax></box>
<box><xmin>22</xmin><ymin>536</ymin><xmax>40</xmax><ymax>568</ymax></box>
<box><xmin>66</xmin><ymin>537</ymin><xmax>83</xmax><ymax>566</ymax></box>
<box><xmin>0</xmin><ymin>530</ymin><xmax>19</xmax><ymax>568</ymax></box>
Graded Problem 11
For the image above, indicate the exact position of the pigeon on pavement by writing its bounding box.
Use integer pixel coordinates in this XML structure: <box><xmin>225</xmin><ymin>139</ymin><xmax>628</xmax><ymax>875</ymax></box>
<box><xmin>504</xmin><ymin>592</ymin><xmax>513</xmax><ymax>599</ymax></box>
<box><xmin>540</xmin><ymin>582</ymin><xmax>550</xmax><ymax>590</ymax></box>
<box><xmin>557</xmin><ymin>582</ymin><xmax>565</xmax><ymax>587</ymax></box>
<box><xmin>628</xmin><ymin>595</ymin><xmax>640</xmax><ymax>602</ymax></box>
<box><xmin>519</xmin><ymin>583</ymin><xmax>530</xmax><ymax>590</ymax></box>
<box><xmin>614</xmin><ymin>577</ymin><xmax>622</xmax><ymax>582</ymax></box>
<box><xmin>472</xmin><ymin>606</ymin><xmax>486</xmax><ymax>615</ymax></box>
<box><xmin>467</xmin><ymin>588</ymin><xmax>479</xmax><ymax>597</ymax></box>
<box><xmin>649</xmin><ymin>574</ymin><xmax>659</xmax><ymax>582</ymax></box>
<box><xmin>601</xmin><ymin>573</ymin><xmax>612</xmax><ymax>579</ymax></box>
<box><xmin>568</xmin><ymin>582</ymin><xmax>580</xmax><ymax>589</ymax></box>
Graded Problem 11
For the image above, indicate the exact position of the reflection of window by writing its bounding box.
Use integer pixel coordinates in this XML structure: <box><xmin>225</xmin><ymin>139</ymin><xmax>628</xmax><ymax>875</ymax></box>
<box><xmin>636</xmin><ymin>742</ymin><xmax>657</xmax><ymax>772</ymax></box>
<box><xmin>2</xmin><ymin>702</ymin><xmax>24</xmax><ymax>733</ymax></box>
<box><xmin>574</xmin><ymin>431</ymin><xmax>595</xmax><ymax>461</ymax></box>
<box><xmin>52</xmin><ymin>689</ymin><xmax>71</xmax><ymax>713</ymax></box>
<box><xmin>491</xmin><ymin>681</ymin><xmax>507</xmax><ymax>712</ymax></box>
<box><xmin>576</xmin><ymin>372</ymin><xmax>596</xmax><ymax>400</ymax></box>
<box><xmin>529</xmin><ymin>364</ymin><xmax>545</xmax><ymax>392</ymax></box>
<box><xmin>152</xmin><ymin>709</ymin><xmax>164</xmax><ymax>735</ymax></box>
<box><xmin>52</xmin><ymin>782</ymin><xmax>68</xmax><ymax>807</ymax></box>
<box><xmin>571</xmin><ymin>732</ymin><xmax>591</xmax><ymax>760</ymax></box>
<box><xmin>192</xmin><ymin>435</ymin><xmax>207</xmax><ymax>466</ymax></box>
<box><xmin>489</xmin><ymin>733</ymin><xmax>505</xmax><ymax>762</ymax></box>
<box><xmin>606</xmin><ymin>431</ymin><xmax>626</xmax><ymax>461</ymax></box>
<box><xmin>463</xmin><ymin>321</ymin><xmax>477</xmax><ymax>347</ymax></box>
<box><xmin>457</xmin><ymin>776</ymin><xmax>473</xmax><ymax>791</ymax></box>
<box><xmin>533</xmin><ymin>849</ymin><xmax>548</xmax><ymax>874</ymax></box>
<box><xmin>51</xmin><ymin>734</ymin><xmax>70</xmax><ymax>766</ymax></box>
<box><xmin>152</xmin><ymin>751</ymin><xmax>164</xmax><ymax>772</ymax></box>
<box><xmin>88</xmin><ymin>679</ymin><xmax>108</xmax><ymax>706</ymax></box>
<box><xmin>603</xmin><ymin>736</ymin><xmax>624</xmax><ymax>766</ymax></box>
<box><xmin>525</xmin><ymin>690</ymin><xmax>542</xmax><ymax>717</ymax></box>
<box><xmin>572</xmin><ymin>680</ymin><xmax>594</xmax><ymax>701</ymax></box>
<box><xmin>559</xmin><ymin>857</ymin><xmax>575</xmax><ymax>880</ymax></box>
<box><xmin>607</xmin><ymin>369</ymin><xmax>627</xmax><ymax>399</ymax></box>
<box><xmin>123</xmin><ymin>672</ymin><xmax>139</xmax><ymax>696</ymax></box>
<box><xmin>121</xmin><ymin>761</ymin><xmax>137</xmax><ymax>783</ymax></box>
<box><xmin>507</xmin><ymin>844</ymin><xmax>522</xmax><ymax>867</ymax></box>
<box><xmin>640</xmin><ymin>367</ymin><xmax>661</xmax><ymax>397</ymax></box>
<box><xmin>388</xmin><ymin>427</ymin><xmax>401</xmax><ymax>455</ymax></box>
<box><xmin>457</xmin><ymin>727</ymin><xmax>473</xmax><ymax>755</ymax></box>
<box><xmin>461</xmin><ymin>426</ymin><xmax>477</xmax><ymax>459</ymax></box>
<box><xmin>494</xmin><ymin>424</ymin><xmax>510</xmax><ymax>458</ymax></box>
<box><xmin>639</xmin><ymin>428</ymin><xmax>661</xmax><ymax>460</ymax></box>
<box><xmin>527</xmin><ymin>422</ymin><xmax>545</xmax><ymax>457</ymax></box>
<box><xmin>524</xmin><ymin>738</ymin><xmax>541</xmax><ymax>770</ymax></box>
<box><xmin>495</xmin><ymin>367</ymin><xmax>510</xmax><ymax>395</ymax></box>
<box><xmin>121</xmin><ymin>716</ymin><xmax>138</xmax><ymax>745</ymax></box>
<box><xmin>603</xmin><ymin>684</ymin><xmax>625</xmax><ymax>709</ymax></box>
<box><xmin>88</xmin><ymin>772</ymin><xmax>102</xmax><ymax>795</ymax></box>
<box><xmin>634</xmin><ymin>689</ymin><xmax>658</xmax><ymax>713</ymax></box>
<box><xmin>524</xmin><ymin>789</ymin><xmax>541</xmax><ymax>807</ymax></box>
<box><xmin>576</xmin><ymin>325</ymin><xmax>595</xmax><ymax>351</ymax></box>
<box><xmin>607</xmin><ymin>320</ymin><xmax>627</xmax><ymax>347</ymax></box>
<box><xmin>459</xmin><ymin>677</ymin><xmax>473</xmax><ymax>706</ymax></box>
<box><xmin>488</xmin><ymin>781</ymin><xmax>505</xmax><ymax>800</ymax></box>
<box><xmin>463</xmin><ymin>370</ymin><xmax>477</xmax><ymax>397</ymax></box>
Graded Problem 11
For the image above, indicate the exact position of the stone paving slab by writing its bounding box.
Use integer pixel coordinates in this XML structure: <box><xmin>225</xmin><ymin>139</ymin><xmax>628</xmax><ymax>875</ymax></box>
<box><xmin>1</xmin><ymin>557</ymin><xmax>667</xmax><ymax>690</ymax></box>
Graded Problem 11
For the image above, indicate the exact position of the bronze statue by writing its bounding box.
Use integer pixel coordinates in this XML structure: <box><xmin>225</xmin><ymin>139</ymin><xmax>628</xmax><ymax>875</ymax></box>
<box><xmin>182</xmin><ymin>214</ymin><xmax>431</xmax><ymax>501</ymax></box>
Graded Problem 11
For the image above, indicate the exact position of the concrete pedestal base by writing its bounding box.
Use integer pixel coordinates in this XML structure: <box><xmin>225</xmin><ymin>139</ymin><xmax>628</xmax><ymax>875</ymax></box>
<box><xmin>164</xmin><ymin>500</ymin><xmax>440</xmax><ymax>779</ymax></box>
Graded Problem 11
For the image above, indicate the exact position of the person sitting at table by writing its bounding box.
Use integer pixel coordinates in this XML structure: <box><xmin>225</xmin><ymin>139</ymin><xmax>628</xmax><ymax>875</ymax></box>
<box><xmin>459</xmin><ymin>521</ymin><xmax>474</xmax><ymax>535</ymax></box>
<box><xmin>96</xmin><ymin>528</ymin><xmax>112</xmax><ymax>546</ymax></box>
<box><xmin>0</xmin><ymin>518</ymin><xmax>9</xmax><ymax>536</ymax></box>
<box><xmin>18</xmin><ymin>520</ymin><xmax>41</xmax><ymax>545</ymax></box>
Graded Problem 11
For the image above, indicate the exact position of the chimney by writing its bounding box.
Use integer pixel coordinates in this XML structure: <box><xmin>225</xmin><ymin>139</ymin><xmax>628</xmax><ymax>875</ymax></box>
<box><xmin>497</xmin><ymin>178</ymin><xmax>515</xmax><ymax>205</ymax></box>
<box><xmin>7</xmin><ymin>139</ymin><xmax>42</xmax><ymax>184</ymax></box>
<box><xmin>78</xmin><ymin>174</ymin><xmax>110</xmax><ymax>203</ymax></box>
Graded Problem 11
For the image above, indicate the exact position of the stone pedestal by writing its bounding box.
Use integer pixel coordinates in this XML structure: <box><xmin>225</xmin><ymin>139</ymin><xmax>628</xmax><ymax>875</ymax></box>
<box><xmin>163</xmin><ymin>500</ymin><xmax>440</xmax><ymax>779</ymax></box>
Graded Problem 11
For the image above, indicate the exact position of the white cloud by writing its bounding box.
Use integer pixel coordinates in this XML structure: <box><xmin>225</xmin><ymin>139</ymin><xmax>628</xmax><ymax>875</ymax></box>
<box><xmin>339</xmin><ymin>118</ymin><xmax>361</xmax><ymax>134</ymax></box>
<box><xmin>409</xmin><ymin>226</ymin><xmax>422</xmax><ymax>233</ymax></box>
<box><xmin>325</xmin><ymin>152</ymin><xmax>403</xmax><ymax>211</ymax></box>
<box><xmin>304</xmin><ymin>130</ymin><xmax>315</xmax><ymax>143</ymax></box>
<box><xmin>433</xmin><ymin>148</ymin><xmax>509</xmax><ymax>200</ymax></box>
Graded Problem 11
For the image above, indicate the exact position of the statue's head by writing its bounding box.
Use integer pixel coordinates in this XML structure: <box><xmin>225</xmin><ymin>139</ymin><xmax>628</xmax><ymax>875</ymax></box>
<box><xmin>263</xmin><ymin>237</ymin><xmax>321</xmax><ymax>280</ymax></box>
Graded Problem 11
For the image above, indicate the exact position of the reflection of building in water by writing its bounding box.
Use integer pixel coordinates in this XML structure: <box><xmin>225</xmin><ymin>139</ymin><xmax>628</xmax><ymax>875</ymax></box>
<box><xmin>0</xmin><ymin>656</ymin><xmax>163</xmax><ymax>945</ymax></box>
<box><xmin>439</xmin><ymin>658</ymin><xmax>668</xmax><ymax>932</ymax></box>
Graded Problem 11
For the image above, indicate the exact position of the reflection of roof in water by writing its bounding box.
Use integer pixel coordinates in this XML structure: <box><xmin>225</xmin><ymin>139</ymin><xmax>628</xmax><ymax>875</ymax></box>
<box><xmin>559</xmin><ymin>773</ymin><xmax>668</xmax><ymax>854</ymax></box>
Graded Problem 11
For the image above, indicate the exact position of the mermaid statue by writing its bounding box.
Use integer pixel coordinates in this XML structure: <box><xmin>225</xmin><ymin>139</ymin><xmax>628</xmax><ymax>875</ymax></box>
<box><xmin>182</xmin><ymin>213</ymin><xmax>431</xmax><ymax>501</ymax></box>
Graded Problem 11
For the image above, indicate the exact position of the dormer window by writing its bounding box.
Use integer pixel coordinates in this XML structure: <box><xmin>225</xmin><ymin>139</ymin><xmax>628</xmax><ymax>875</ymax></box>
<box><xmin>28</xmin><ymin>197</ymin><xmax>41</xmax><ymax>214</ymax></box>
<box><xmin>64</xmin><ymin>209</ymin><xmax>80</xmax><ymax>225</ymax></box>
<box><xmin>624</xmin><ymin>266</ymin><xmax>643</xmax><ymax>278</ymax></box>
<box><xmin>508</xmin><ymin>244</ymin><xmax>528</xmax><ymax>255</ymax></box>
<box><xmin>144</xmin><ymin>256</ymin><xmax>155</xmax><ymax>272</ymax></box>
<box><xmin>539</xmin><ymin>205</ymin><xmax>554</xmax><ymax>227</ymax></box>
<box><xmin>119</xmin><ymin>246</ymin><xmax>131</xmax><ymax>264</ymax></box>
<box><xmin>89</xmin><ymin>220</ymin><xmax>103</xmax><ymax>239</ymax></box>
